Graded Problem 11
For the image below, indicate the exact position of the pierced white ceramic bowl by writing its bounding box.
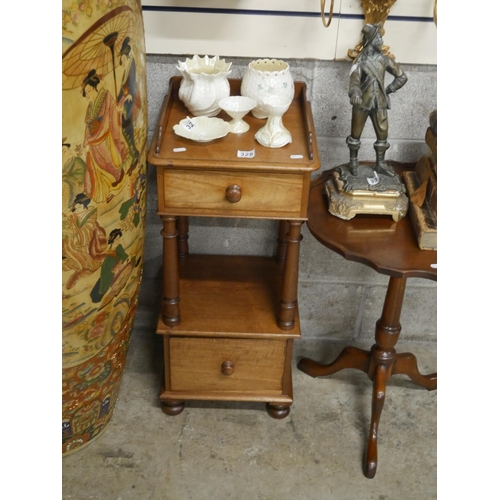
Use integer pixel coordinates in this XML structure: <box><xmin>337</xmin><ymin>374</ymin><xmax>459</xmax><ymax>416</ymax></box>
<box><xmin>173</xmin><ymin>116</ymin><xmax>231</xmax><ymax>142</ymax></box>
<box><xmin>241</xmin><ymin>58</ymin><xmax>294</xmax><ymax>119</ymax></box>
<box><xmin>218</xmin><ymin>96</ymin><xmax>257</xmax><ymax>134</ymax></box>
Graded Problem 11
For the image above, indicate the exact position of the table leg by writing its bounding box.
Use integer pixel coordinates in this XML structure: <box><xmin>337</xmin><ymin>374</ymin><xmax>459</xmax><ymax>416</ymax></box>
<box><xmin>365</xmin><ymin>363</ymin><xmax>390</xmax><ymax>478</ymax></box>
<box><xmin>176</xmin><ymin>216</ymin><xmax>189</xmax><ymax>258</ymax></box>
<box><xmin>160</xmin><ymin>216</ymin><xmax>180</xmax><ymax>327</ymax></box>
<box><xmin>298</xmin><ymin>345</ymin><xmax>371</xmax><ymax>377</ymax></box>
<box><xmin>392</xmin><ymin>352</ymin><xmax>437</xmax><ymax>390</ymax></box>
<box><xmin>275</xmin><ymin>220</ymin><xmax>289</xmax><ymax>263</ymax></box>
<box><xmin>298</xmin><ymin>275</ymin><xmax>437</xmax><ymax>478</ymax></box>
<box><xmin>363</xmin><ymin>275</ymin><xmax>408</xmax><ymax>478</ymax></box>
<box><xmin>278</xmin><ymin>221</ymin><xmax>303</xmax><ymax>330</ymax></box>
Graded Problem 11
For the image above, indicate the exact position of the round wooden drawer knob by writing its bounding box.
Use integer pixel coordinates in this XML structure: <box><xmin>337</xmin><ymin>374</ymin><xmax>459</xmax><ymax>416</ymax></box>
<box><xmin>221</xmin><ymin>360</ymin><xmax>235</xmax><ymax>376</ymax></box>
<box><xmin>225</xmin><ymin>185</ymin><xmax>242</xmax><ymax>203</ymax></box>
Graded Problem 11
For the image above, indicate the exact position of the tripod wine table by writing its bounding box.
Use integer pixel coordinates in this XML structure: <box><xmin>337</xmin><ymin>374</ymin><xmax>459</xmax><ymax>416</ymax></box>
<box><xmin>298</xmin><ymin>163</ymin><xmax>437</xmax><ymax>478</ymax></box>
<box><xmin>148</xmin><ymin>77</ymin><xmax>320</xmax><ymax>419</ymax></box>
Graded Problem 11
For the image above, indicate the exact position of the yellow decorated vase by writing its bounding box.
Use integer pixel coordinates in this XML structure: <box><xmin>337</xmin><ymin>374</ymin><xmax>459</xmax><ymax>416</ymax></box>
<box><xmin>62</xmin><ymin>0</ymin><xmax>148</xmax><ymax>455</ymax></box>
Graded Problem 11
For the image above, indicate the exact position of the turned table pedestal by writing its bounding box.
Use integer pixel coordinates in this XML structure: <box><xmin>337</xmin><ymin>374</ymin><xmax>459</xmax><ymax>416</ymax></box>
<box><xmin>298</xmin><ymin>163</ymin><xmax>437</xmax><ymax>478</ymax></box>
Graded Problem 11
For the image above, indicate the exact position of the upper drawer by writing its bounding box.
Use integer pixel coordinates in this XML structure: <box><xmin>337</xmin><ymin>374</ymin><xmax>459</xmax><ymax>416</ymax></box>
<box><xmin>158</xmin><ymin>168</ymin><xmax>307</xmax><ymax>219</ymax></box>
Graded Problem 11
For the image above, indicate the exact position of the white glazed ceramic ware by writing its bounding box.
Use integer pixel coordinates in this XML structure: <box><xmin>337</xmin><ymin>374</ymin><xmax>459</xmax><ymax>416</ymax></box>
<box><xmin>218</xmin><ymin>96</ymin><xmax>257</xmax><ymax>134</ymax></box>
<box><xmin>254</xmin><ymin>96</ymin><xmax>292</xmax><ymax>148</ymax></box>
<box><xmin>241</xmin><ymin>58</ymin><xmax>294</xmax><ymax>119</ymax></box>
<box><xmin>177</xmin><ymin>55</ymin><xmax>232</xmax><ymax>117</ymax></box>
<box><xmin>173</xmin><ymin>116</ymin><xmax>231</xmax><ymax>142</ymax></box>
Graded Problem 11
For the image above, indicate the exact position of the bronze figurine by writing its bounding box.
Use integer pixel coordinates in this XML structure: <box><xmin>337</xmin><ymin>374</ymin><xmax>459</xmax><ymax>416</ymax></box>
<box><xmin>347</xmin><ymin>22</ymin><xmax>407</xmax><ymax>178</ymax></box>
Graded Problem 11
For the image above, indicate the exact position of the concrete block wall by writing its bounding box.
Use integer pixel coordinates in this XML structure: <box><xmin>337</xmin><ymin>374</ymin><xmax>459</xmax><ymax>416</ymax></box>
<box><xmin>136</xmin><ymin>54</ymin><xmax>437</xmax><ymax>346</ymax></box>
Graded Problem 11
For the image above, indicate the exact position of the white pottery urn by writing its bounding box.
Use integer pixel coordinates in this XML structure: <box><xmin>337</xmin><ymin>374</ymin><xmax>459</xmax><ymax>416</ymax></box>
<box><xmin>177</xmin><ymin>55</ymin><xmax>232</xmax><ymax>117</ymax></box>
<box><xmin>241</xmin><ymin>59</ymin><xmax>294</xmax><ymax>119</ymax></box>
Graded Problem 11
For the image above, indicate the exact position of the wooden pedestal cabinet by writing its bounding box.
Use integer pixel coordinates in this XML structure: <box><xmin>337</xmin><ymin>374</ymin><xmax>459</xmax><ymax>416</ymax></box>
<box><xmin>147</xmin><ymin>77</ymin><xmax>320</xmax><ymax>418</ymax></box>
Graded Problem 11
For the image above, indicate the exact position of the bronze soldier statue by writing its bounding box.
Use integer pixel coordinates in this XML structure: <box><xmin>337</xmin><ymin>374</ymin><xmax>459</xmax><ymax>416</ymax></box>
<box><xmin>347</xmin><ymin>22</ymin><xmax>407</xmax><ymax>177</ymax></box>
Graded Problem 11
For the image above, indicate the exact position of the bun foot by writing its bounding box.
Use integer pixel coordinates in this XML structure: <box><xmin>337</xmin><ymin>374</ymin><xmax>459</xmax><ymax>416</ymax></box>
<box><xmin>266</xmin><ymin>403</ymin><xmax>290</xmax><ymax>419</ymax></box>
<box><xmin>161</xmin><ymin>399</ymin><xmax>185</xmax><ymax>416</ymax></box>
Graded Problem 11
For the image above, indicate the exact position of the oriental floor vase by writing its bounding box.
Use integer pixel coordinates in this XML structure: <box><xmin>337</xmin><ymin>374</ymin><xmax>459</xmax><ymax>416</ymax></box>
<box><xmin>62</xmin><ymin>0</ymin><xmax>148</xmax><ymax>455</ymax></box>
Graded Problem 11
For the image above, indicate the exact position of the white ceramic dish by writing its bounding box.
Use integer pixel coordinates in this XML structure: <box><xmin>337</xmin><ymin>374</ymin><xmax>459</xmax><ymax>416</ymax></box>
<box><xmin>173</xmin><ymin>116</ymin><xmax>231</xmax><ymax>142</ymax></box>
<box><xmin>218</xmin><ymin>96</ymin><xmax>256</xmax><ymax>134</ymax></box>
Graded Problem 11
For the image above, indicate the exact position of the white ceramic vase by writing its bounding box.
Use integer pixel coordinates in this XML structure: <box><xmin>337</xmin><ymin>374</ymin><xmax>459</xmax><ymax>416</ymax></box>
<box><xmin>254</xmin><ymin>96</ymin><xmax>292</xmax><ymax>148</ymax></box>
<box><xmin>241</xmin><ymin>59</ymin><xmax>294</xmax><ymax>119</ymax></box>
<box><xmin>177</xmin><ymin>55</ymin><xmax>232</xmax><ymax>117</ymax></box>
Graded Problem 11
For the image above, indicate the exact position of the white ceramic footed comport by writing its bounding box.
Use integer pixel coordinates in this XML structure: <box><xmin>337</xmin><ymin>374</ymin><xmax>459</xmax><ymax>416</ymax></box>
<box><xmin>218</xmin><ymin>96</ymin><xmax>257</xmax><ymax>134</ymax></box>
<box><xmin>241</xmin><ymin>58</ymin><xmax>294</xmax><ymax>119</ymax></box>
<box><xmin>177</xmin><ymin>55</ymin><xmax>232</xmax><ymax>117</ymax></box>
<box><xmin>254</xmin><ymin>96</ymin><xmax>292</xmax><ymax>148</ymax></box>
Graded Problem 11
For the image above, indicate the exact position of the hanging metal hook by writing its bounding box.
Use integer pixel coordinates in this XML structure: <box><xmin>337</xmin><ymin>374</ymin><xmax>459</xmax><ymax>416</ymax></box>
<box><xmin>320</xmin><ymin>0</ymin><xmax>334</xmax><ymax>28</ymax></box>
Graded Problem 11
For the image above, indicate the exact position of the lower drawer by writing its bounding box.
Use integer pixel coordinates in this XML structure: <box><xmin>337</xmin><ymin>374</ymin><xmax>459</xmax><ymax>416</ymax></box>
<box><xmin>169</xmin><ymin>337</ymin><xmax>287</xmax><ymax>392</ymax></box>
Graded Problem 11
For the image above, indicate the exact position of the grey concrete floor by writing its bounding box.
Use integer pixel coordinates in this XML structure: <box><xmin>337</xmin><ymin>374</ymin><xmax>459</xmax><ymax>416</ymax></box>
<box><xmin>62</xmin><ymin>328</ymin><xmax>437</xmax><ymax>500</ymax></box>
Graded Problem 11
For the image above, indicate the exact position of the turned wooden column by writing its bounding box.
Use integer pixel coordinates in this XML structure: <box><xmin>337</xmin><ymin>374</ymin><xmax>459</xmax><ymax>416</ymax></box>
<box><xmin>176</xmin><ymin>216</ymin><xmax>189</xmax><ymax>258</ymax></box>
<box><xmin>364</xmin><ymin>275</ymin><xmax>406</xmax><ymax>479</ymax></box>
<box><xmin>160</xmin><ymin>216</ymin><xmax>180</xmax><ymax>326</ymax></box>
<box><xmin>278</xmin><ymin>220</ymin><xmax>303</xmax><ymax>330</ymax></box>
<box><xmin>275</xmin><ymin>220</ymin><xmax>289</xmax><ymax>263</ymax></box>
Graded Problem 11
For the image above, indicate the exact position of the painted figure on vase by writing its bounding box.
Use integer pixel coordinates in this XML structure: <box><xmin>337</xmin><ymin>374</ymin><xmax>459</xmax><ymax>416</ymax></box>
<box><xmin>62</xmin><ymin>139</ymin><xmax>86</xmax><ymax>210</ymax></box>
<box><xmin>118</xmin><ymin>36</ymin><xmax>140</xmax><ymax>173</ymax></box>
<box><xmin>62</xmin><ymin>194</ymin><xmax>107</xmax><ymax>290</ymax></box>
<box><xmin>90</xmin><ymin>228</ymin><xmax>136</xmax><ymax>308</ymax></box>
<box><xmin>347</xmin><ymin>22</ymin><xmax>407</xmax><ymax>177</ymax></box>
<box><xmin>82</xmin><ymin>69</ymin><xmax>129</xmax><ymax>204</ymax></box>
<box><xmin>119</xmin><ymin>173</ymin><xmax>147</xmax><ymax>230</ymax></box>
